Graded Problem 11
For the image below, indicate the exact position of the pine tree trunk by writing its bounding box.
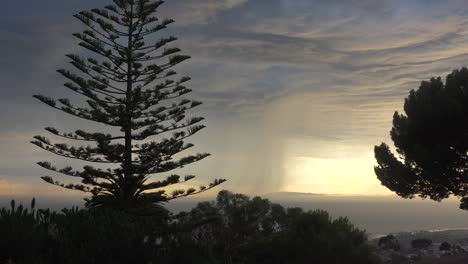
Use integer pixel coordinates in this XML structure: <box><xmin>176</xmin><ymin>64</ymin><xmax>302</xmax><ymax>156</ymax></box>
<box><xmin>124</xmin><ymin>3</ymin><xmax>134</xmax><ymax>206</ymax></box>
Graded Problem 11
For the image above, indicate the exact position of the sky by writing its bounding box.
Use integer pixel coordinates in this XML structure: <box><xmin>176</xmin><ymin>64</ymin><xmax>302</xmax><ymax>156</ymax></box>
<box><xmin>2</xmin><ymin>0</ymin><xmax>468</xmax><ymax>201</ymax></box>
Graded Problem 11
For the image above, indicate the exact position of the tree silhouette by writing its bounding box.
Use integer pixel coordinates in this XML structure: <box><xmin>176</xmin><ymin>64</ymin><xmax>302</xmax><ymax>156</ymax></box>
<box><xmin>171</xmin><ymin>191</ymin><xmax>379</xmax><ymax>264</ymax></box>
<box><xmin>440</xmin><ymin>242</ymin><xmax>452</xmax><ymax>252</ymax></box>
<box><xmin>1</xmin><ymin>192</ymin><xmax>380</xmax><ymax>264</ymax></box>
<box><xmin>32</xmin><ymin>0</ymin><xmax>225</xmax><ymax>209</ymax></box>
<box><xmin>378</xmin><ymin>234</ymin><xmax>400</xmax><ymax>251</ymax></box>
<box><xmin>375</xmin><ymin>68</ymin><xmax>468</xmax><ymax>209</ymax></box>
<box><xmin>411</xmin><ymin>238</ymin><xmax>432</xmax><ymax>250</ymax></box>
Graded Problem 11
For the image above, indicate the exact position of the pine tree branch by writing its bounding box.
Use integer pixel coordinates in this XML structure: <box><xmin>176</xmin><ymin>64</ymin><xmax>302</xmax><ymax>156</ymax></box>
<box><xmin>69</xmin><ymin>54</ymin><xmax>129</xmax><ymax>85</ymax></box>
<box><xmin>134</xmin><ymin>70</ymin><xmax>186</xmax><ymax>86</ymax></box>
<box><xmin>165</xmin><ymin>179</ymin><xmax>227</xmax><ymax>200</ymax></box>
<box><xmin>104</xmin><ymin>4</ymin><xmax>126</xmax><ymax>17</ymax></box>
<box><xmin>140</xmin><ymin>18</ymin><xmax>175</xmax><ymax>36</ymax></box>
<box><xmin>132</xmin><ymin>70</ymin><xmax>177</xmax><ymax>85</ymax></box>
<box><xmin>136</xmin><ymin>87</ymin><xmax>194</xmax><ymax>112</ymax></box>
<box><xmin>36</xmin><ymin>161</ymin><xmax>118</xmax><ymax>186</ymax></box>
<box><xmin>86</xmin><ymin>99</ymin><xmax>120</xmax><ymax>118</ymax></box>
<box><xmin>136</xmin><ymin>78</ymin><xmax>180</xmax><ymax>95</ymax></box>
<box><xmin>134</xmin><ymin>53</ymin><xmax>190</xmax><ymax>63</ymax></box>
<box><xmin>78</xmin><ymin>41</ymin><xmax>128</xmax><ymax>70</ymax></box>
<box><xmin>86</xmin><ymin>58</ymin><xmax>129</xmax><ymax>83</ymax></box>
<box><xmin>64</xmin><ymin>61</ymin><xmax>128</xmax><ymax>94</ymax></box>
<box><xmin>91</xmin><ymin>8</ymin><xmax>128</xmax><ymax>28</ymax></box>
<box><xmin>74</xmin><ymin>30</ymin><xmax>126</xmax><ymax>52</ymax></box>
<box><xmin>45</xmin><ymin>127</ymin><xmax>124</xmax><ymax>142</ymax></box>
<box><xmin>41</xmin><ymin>175</ymin><xmax>102</xmax><ymax>193</ymax></box>
<box><xmin>133</xmin><ymin>138</ymin><xmax>195</xmax><ymax>162</ymax></box>
<box><xmin>141</xmin><ymin>153</ymin><xmax>211</xmax><ymax>175</ymax></box>
<box><xmin>33</xmin><ymin>95</ymin><xmax>121</xmax><ymax>126</ymax></box>
<box><xmin>139</xmin><ymin>174</ymin><xmax>196</xmax><ymax>193</ymax></box>
<box><xmin>132</xmin><ymin>116</ymin><xmax>205</xmax><ymax>139</ymax></box>
<box><xmin>32</xmin><ymin>136</ymin><xmax>121</xmax><ymax>164</ymax></box>
<box><xmin>58</xmin><ymin>68</ymin><xmax>125</xmax><ymax>96</ymax></box>
<box><xmin>138</xmin><ymin>99</ymin><xmax>200</xmax><ymax>119</ymax></box>
<box><xmin>75</xmin><ymin>11</ymin><xmax>129</xmax><ymax>37</ymax></box>
<box><xmin>63</xmin><ymin>82</ymin><xmax>122</xmax><ymax>106</ymax></box>
<box><xmin>57</xmin><ymin>97</ymin><xmax>119</xmax><ymax>125</ymax></box>
<box><xmin>75</xmin><ymin>29</ymin><xmax>126</xmax><ymax>62</ymax></box>
<box><xmin>64</xmin><ymin>82</ymin><xmax>123</xmax><ymax>104</ymax></box>
<box><xmin>134</xmin><ymin>36</ymin><xmax>177</xmax><ymax>51</ymax></box>
<box><xmin>104</xmin><ymin>5</ymin><xmax>125</xmax><ymax>17</ymax></box>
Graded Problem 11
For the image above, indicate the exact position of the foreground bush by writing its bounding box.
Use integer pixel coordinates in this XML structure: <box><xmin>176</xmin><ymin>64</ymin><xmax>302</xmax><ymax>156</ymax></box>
<box><xmin>1</xmin><ymin>200</ymin><xmax>169</xmax><ymax>264</ymax></box>
<box><xmin>1</xmin><ymin>191</ymin><xmax>379</xmax><ymax>264</ymax></box>
<box><xmin>173</xmin><ymin>191</ymin><xmax>379</xmax><ymax>264</ymax></box>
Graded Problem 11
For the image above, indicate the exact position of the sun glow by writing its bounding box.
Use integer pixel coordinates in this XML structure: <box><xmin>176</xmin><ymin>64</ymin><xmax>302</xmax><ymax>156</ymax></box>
<box><xmin>282</xmin><ymin>153</ymin><xmax>391</xmax><ymax>195</ymax></box>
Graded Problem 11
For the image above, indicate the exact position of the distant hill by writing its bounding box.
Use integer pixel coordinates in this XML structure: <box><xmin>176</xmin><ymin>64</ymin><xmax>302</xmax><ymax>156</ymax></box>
<box><xmin>263</xmin><ymin>192</ymin><xmax>326</xmax><ymax>198</ymax></box>
<box><xmin>264</xmin><ymin>191</ymin><xmax>388</xmax><ymax>199</ymax></box>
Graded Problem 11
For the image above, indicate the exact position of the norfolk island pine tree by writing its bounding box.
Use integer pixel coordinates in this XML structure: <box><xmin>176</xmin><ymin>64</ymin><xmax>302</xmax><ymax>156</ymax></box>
<box><xmin>32</xmin><ymin>0</ymin><xmax>226</xmax><ymax>209</ymax></box>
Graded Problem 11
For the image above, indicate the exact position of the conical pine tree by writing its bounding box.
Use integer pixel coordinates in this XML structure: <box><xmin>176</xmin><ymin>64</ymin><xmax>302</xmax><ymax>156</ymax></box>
<box><xmin>32</xmin><ymin>0</ymin><xmax>226</xmax><ymax>209</ymax></box>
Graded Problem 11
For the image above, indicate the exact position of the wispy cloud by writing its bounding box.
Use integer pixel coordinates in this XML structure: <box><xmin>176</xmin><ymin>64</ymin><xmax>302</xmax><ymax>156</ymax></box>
<box><xmin>163</xmin><ymin>0</ymin><xmax>248</xmax><ymax>24</ymax></box>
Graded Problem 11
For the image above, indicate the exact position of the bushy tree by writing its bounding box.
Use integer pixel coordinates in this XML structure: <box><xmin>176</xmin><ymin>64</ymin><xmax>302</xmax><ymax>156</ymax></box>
<box><xmin>172</xmin><ymin>191</ymin><xmax>379</xmax><ymax>264</ymax></box>
<box><xmin>1</xmin><ymin>193</ymin><xmax>380</xmax><ymax>264</ymax></box>
<box><xmin>440</xmin><ymin>241</ymin><xmax>452</xmax><ymax>252</ymax></box>
<box><xmin>32</xmin><ymin>0</ymin><xmax>225</xmax><ymax>209</ymax></box>
<box><xmin>375</xmin><ymin>68</ymin><xmax>468</xmax><ymax>209</ymax></box>
<box><xmin>411</xmin><ymin>238</ymin><xmax>432</xmax><ymax>250</ymax></box>
<box><xmin>0</xmin><ymin>199</ymin><xmax>169</xmax><ymax>264</ymax></box>
<box><xmin>378</xmin><ymin>234</ymin><xmax>400</xmax><ymax>251</ymax></box>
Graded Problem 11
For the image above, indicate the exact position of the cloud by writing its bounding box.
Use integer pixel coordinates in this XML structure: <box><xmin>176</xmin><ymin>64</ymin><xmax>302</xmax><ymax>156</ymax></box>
<box><xmin>162</xmin><ymin>0</ymin><xmax>248</xmax><ymax>24</ymax></box>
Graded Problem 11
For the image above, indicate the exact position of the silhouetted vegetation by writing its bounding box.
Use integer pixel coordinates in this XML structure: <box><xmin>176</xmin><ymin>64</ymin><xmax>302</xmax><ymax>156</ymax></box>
<box><xmin>375</xmin><ymin>67</ymin><xmax>468</xmax><ymax>210</ymax></box>
<box><xmin>440</xmin><ymin>242</ymin><xmax>452</xmax><ymax>251</ymax></box>
<box><xmin>0</xmin><ymin>191</ymin><xmax>380</xmax><ymax>264</ymax></box>
<box><xmin>31</xmin><ymin>0</ymin><xmax>225</xmax><ymax>209</ymax></box>
<box><xmin>378</xmin><ymin>234</ymin><xmax>400</xmax><ymax>251</ymax></box>
<box><xmin>411</xmin><ymin>238</ymin><xmax>432</xmax><ymax>250</ymax></box>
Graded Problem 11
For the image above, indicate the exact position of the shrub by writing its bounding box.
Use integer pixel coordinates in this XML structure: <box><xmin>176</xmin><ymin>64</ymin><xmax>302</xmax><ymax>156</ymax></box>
<box><xmin>1</xmin><ymin>192</ymin><xmax>380</xmax><ymax>264</ymax></box>
<box><xmin>440</xmin><ymin>241</ymin><xmax>452</xmax><ymax>251</ymax></box>
<box><xmin>378</xmin><ymin>234</ymin><xmax>401</xmax><ymax>251</ymax></box>
<box><xmin>411</xmin><ymin>238</ymin><xmax>432</xmax><ymax>250</ymax></box>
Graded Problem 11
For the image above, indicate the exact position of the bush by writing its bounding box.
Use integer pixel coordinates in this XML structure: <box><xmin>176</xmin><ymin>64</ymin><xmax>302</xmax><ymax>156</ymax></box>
<box><xmin>172</xmin><ymin>191</ymin><xmax>380</xmax><ymax>264</ymax></box>
<box><xmin>1</xmin><ymin>192</ymin><xmax>380</xmax><ymax>264</ymax></box>
<box><xmin>411</xmin><ymin>238</ymin><xmax>432</xmax><ymax>250</ymax></box>
<box><xmin>440</xmin><ymin>241</ymin><xmax>452</xmax><ymax>251</ymax></box>
<box><xmin>378</xmin><ymin>234</ymin><xmax>400</xmax><ymax>251</ymax></box>
<box><xmin>1</xmin><ymin>200</ymin><xmax>169</xmax><ymax>264</ymax></box>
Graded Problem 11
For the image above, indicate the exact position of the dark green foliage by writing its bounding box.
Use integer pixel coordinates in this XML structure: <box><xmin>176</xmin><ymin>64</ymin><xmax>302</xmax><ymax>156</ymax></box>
<box><xmin>411</xmin><ymin>238</ymin><xmax>432</xmax><ymax>250</ymax></box>
<box><xmin>378</xmin><ymin>234</ymin><xmax>400</xmax><ymax>251</ymax></box>
<box><xmin>1</xmin><ymin>199</ymin><xmax>169</xmax><ymax>264</ymax></box>
<box><xmin>375</xmin><ymin>68</ymin><xmax>468</xmax><ymax>209</ymax></box>
<box><xmin>32</xmin><ymin>0</ymin><xmax>225</xmax><ymax>209</ymax></box>
<box><xmin>0</xmin><ymin>199</ymin><xmax>54</xmax><ymax>263</ymax></box>
<box><xmin>1</xmin><ymin>192</ymin><xmax>380</xmax><ymax>264</ymax></box>
<box><xmin>170</xmin><ymin>190</ymin><xmax>380</xmax><ymax>264</ymax></box>
<box><xmin>440</xmin><ymin>241</ymin><xmax>452</xmax><ymax>251</ymax></box>
<box><xmin>240</xmin><ymin>211</ymin><xmax>378</xmax><ymax>264</ymax></box>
